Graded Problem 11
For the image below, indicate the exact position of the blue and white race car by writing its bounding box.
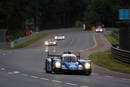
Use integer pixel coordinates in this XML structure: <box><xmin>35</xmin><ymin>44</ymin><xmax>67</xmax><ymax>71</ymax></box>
<box><xmin>45</xmin><ymin>52</ymin><xmax>92</xmax><ymax>75</ymax></box>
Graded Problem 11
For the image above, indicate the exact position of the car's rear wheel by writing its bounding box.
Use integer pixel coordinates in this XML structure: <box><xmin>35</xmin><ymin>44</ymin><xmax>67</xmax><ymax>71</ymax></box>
<box><xmin>52</xmin><ymin>68</ymin><xmax>60</xmax><ymax>74</ymax></box>
<box><xmin>45</xmin><ymin>61</ymin><xmax>51</xmax><ymax>73</ymax></box>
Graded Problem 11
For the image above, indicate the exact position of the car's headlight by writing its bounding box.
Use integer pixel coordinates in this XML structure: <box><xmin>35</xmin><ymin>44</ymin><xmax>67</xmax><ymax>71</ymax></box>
<box><xmin>45</xmin><ymin>41</ymin><xmax>49</xmax><ymax>45</ymax></box>
<box><xmin>84</xmin><ymin>63</ymin><xmax>91</xmax><ymax>69</ymax></box>
<box><xmin>55</xmin><ymin>62</ymin><xmax>61</xmax><ymax>68</ymax></box>
<box><xmin>55</xmin><ymin>36</ymin><xmax>57</xmax><ymax>39</ymax></box>
<box><xmin>100</xmin><ymin>29</ymin><xmax>103</xmax><ymax>32</ymax></box>
<box><xmin>53</xmin><ymin>41</ymin><xmax>56</xmax><ymax>44</ymax></box>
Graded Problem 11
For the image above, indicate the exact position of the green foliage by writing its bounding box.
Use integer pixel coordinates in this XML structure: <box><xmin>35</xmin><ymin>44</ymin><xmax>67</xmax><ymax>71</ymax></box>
<box><xmin>0</xmin><ymin>0</ymin><xmax>130</xmax><ymax>32</ymax></box>
<box><xmin>90</xmin><ymin>50</ymin><xmax>130</xmax><ymax>74</ymax></box>
<box><xmin>74</xmin><ymin>20</ymin><xmax>82</xmax><ymax>27</ymax></box>
<box><xmin>9</xmin><ymin>33</ymin><xmax>49</xmax><ymax>49</ymax></box>
<box><xmin>104</xmin><ymin>34</ymin><xmax>119</xmax><ymax>44</ymax></box>
<box><xmin>83</xmin><ymin>0</ymin><xmax>130</xmax><ymax>27</ymax></box>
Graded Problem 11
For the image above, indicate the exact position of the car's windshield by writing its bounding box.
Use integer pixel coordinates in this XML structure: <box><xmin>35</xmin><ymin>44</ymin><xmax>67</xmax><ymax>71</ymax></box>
<box><xmin>62</xmin><ymin>56</ymin><xmax>77</xmax><ymax>62</ymax></box>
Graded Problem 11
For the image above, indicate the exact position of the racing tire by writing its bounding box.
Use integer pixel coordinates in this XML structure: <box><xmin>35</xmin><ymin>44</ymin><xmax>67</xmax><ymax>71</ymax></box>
<box><xmin>52</xmin><ymin>68</ymin><xmax>60</xmax><ymax>74</ymax></box>
<box><xmin>45</xmin><ymin>61</ymin><xmax>51</xmax><ymax>73</ymax></box>
<box><xmin>84</xmin><ymin>70</ymin><xmax>91</xmax><ymax>75</ymax></box>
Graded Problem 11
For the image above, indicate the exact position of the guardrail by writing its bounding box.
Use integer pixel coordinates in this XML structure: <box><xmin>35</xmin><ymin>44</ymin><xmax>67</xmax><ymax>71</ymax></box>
<box><xmin>111</xmin><ymin>45</ymin><xmax>130</xmax><ymax>64</ymax></box>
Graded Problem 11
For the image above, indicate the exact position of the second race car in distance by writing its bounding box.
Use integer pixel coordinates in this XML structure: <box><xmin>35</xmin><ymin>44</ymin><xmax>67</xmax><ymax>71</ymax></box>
<box><xmin>54</xmin><ymin>35</ymin><xmax>65</xmax><ymax>40</ymax></box>
<box><xmin>44</xmin><ymin>40</ymin><xmax>57</xmax><ymax>46</ymax></box>
<box><xmin>95</xmin><ymin>28</ymin><xmax>103</xmax><ymax>32</ymax></box>
<box><xmin>45</xmin><ymin>51</ymin><xmax>92</xmax><ymax>75</ymax></box>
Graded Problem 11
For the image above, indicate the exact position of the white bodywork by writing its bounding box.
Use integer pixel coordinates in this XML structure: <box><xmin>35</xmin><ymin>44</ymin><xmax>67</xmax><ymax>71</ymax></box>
<box><xmin>62</xmin><ymin>54</ymin><xmax>76</xmax><ymax>58</ymax></box>
<box><xmin>54</xmin><ymin>36</ymin><xmax>65</xmax><ymax>40</ymax></box>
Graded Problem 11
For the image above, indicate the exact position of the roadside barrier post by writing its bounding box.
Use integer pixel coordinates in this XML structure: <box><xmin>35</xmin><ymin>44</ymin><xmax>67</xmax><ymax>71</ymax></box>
<box><xmin>10</xmin><ymin>42</ymin><xmax>14</xmax><ymax>48</ymax></box>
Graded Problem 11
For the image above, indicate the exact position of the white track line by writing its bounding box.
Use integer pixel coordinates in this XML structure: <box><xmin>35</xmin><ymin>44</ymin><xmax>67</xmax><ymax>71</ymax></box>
<box><xmin>13</xmin><ymin>71</ymin><xmax>20</xmax><ymax>74</ymax></box>
<box><xmin>40</xmin><ymin>78</ymin><xmax>49</xmax><ymax>81</ymax></box>
<box><xmin>2</xmin><ymin>53</ymin><xmax>6</xmax><ymax>56</ymax></box>
<box><xmin>8</xmin><ymin>72</ymin><xmax>13</xmax><ymax>74</ymax></box>
<box><xmin>1</xmin><ymin>68</ymin><xmax>6</xmax><ymax>71</ymax></box>
<box><xmin>31</xmin><ymin>76</ymin><xmax>39</xmax><ymax>79</ymax></box>
<box><xmin>105</xmin><ymin>76</ymin><xmax>113</xmax><ymax>78</ymax></box>
<box><xmin>81</xmin><ymin>86</ymin><xmax>89</xmax><ymax>87</ymax></box>
<box><xmin>65</xmin><ymin>82</ymin><xmax>78</xmax><ymax>86</ymax></box>
<box><xmin>52</xmin><ymin>80</ymin><xmax>62</xmax><ymax>83</ymax></box>
<box><xmin>122</xmin><ymin>78</ymin><xmax>130</xmax><ymax>81</ymax></box>
<box><xmin>21</xmin><ymin>73</ymin><xmax>28</xmax><ymax>77</ymax></box>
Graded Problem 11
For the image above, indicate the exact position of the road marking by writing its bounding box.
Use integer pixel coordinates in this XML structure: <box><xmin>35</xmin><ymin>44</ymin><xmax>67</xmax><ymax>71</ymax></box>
<box><xmin>40</xmin><ymin>78</ymin><xmax>49</xmax><ymax>81</ymax></box>
<box><xmin>92</xmin><ymin>73</ymin><xmax>98</xmax><ymax>75</ymax></box>
<box><xmin>81</xmin><ymin>86</ymin><xmax>89</xmax><ymax>87</ymax></box>
<box><xmin>1</xmin><ymin>68</ymin><xmax>6</xmax><ymax>71</ymax></box>
<box><xmin>2</xmin><ymin>53</ymin><xmax>6</xmax><ymax>56</ymax></box>
<box><xmin>13</xmin><ymin>71</ymin><xmax>20</xmax><ymax>74</ymax></box>
<box><xmin>8</xmin><ymin>72</ymin><xmax>13</xmax><ymax>74</ymax></box>
<box><xmin>31</xmin><ymin>76</ymin><xmax>39</xmax><ymax>79</ymax></box>
<box><xmin>122</xmin><ymin>78</ymin><xmax>130</xmax><ymax>81</ymax></box>
<box><xmin>21</xmin><ymin>73</ymin><xmax>28</xmax><ymax>77</ymax></box>
<box><xmin>65</xmin><ymin>83</ymin><xmax>78</xmax><ymax>86</ymax></box>
<box><xmin>105</xmin><ymin>76</ymin><xmax>113</xmax><ymax>78</ymax></box>
<box><xmin>52</xmin><ymin>80</ymin><xmax>62</xmax><ymax>83</ymax></box>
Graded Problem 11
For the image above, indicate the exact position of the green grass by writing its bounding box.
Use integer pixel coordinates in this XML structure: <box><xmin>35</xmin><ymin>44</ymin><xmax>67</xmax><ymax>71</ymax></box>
<box><xmin>90</xmin><ymin>50</ymin><xmax>130</xmax><ymax>74</ymax></box>
<box><xmin>104</xmin><ymin>34</ymin><xmax>119</xmax><ymax>44</ymax></box>
<box><xmin>8</xmin><ymin>33</ymin><xmax>49</xmax><ymax>49</ymax></box>
<box><xmin>89</xmin><ymin>34</ymin><xmax>130</xmax><ymax>74</ymax></box>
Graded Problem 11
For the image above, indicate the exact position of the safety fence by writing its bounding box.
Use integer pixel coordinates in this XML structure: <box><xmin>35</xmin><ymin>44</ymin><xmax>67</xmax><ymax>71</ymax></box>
<box><xmin>111</xmin><ymin>45</ymin><xmax>130</xmax><ymax>64</ymax></box>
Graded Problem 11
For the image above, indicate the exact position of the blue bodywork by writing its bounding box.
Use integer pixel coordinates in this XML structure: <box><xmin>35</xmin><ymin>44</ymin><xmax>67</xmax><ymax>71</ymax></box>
<box><xmin>62</xmin><ymin>62</ymin><xmax>80</xmax><ymax>70</ymax></box>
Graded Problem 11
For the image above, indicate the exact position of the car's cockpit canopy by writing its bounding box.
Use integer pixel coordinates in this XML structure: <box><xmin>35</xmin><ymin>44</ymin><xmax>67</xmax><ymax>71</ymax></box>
<box><xmin>62</xmin><ymin>54</ymin><xmax>77</xmax><ymax>62</ymax></box>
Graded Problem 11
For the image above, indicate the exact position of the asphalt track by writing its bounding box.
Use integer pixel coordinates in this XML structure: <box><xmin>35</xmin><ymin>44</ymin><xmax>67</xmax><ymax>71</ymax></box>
<box><xmin>0</xmin><ymin>31</ymin><xmax>130</xmax><ymax>87</ymax></box>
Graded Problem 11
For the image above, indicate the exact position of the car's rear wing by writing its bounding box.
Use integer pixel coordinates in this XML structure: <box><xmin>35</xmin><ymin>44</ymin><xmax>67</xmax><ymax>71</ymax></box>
<box><xmin>47</xmin><ymin>52</ymin><xmax>61</xmax><ymax>58</ymax></box>
<box><xmin>71</xmin><ymin>52</ymin><xmax>80</xmax><ymax>60</ymax></box>
<box><xmin>47</xmin><ymin>51</ymin><xmax>80</xmax><ymax>60</ymax></box>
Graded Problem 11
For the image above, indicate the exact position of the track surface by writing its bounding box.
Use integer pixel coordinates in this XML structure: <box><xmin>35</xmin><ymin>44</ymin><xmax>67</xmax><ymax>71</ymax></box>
<box><xmin>0</xmin><ymin>31</ymin><xmax>130</xmax><ymax>87</ymax></box>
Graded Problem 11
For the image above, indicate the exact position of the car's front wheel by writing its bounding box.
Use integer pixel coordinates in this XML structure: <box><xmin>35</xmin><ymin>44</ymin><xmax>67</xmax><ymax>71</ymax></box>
<box><xmin>83</xmin><ymin>69</ymin><xmax>91</xmax><ymax>75</ymax></box>
<box><xmin>52</xmin><ymin>68</ymin><xmax>61</xmax><ymax>74</ymax></box>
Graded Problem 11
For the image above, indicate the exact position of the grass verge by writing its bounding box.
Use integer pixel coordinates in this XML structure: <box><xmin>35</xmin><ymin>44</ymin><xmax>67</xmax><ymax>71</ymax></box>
<box><xmin>104</xmin><ymin>34</ymin><xmax>119</xmax><ymax>44</ymax></box>
<box><xmin>90</xmin><ymin>50</ymin><xmax>130</xmax><ymax>74</ymax></box>
<box><xmin>89</xmin><ymin>34</ymin><xmax>130</xmax><ymax>74</ymax></box>
<box><xmin>8</xmin><ymin>33</ymin><xmax>49</xmax><ymax>49</ymax></box>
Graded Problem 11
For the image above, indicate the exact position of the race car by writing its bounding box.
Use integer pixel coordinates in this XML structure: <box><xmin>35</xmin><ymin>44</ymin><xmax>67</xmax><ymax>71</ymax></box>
<box><xmin>45</xmin><ymin>51</ymin><xmax>92</xmax><ymax>75</ymax></box>
<box><xmin>44</xmin><ymin>40</ymin><xmax>57</xmax><ymax>46</ymax></box>
<box><xmin>54</xmin><ymin>35</ymin><xmax>65</xmax><ymax>40</ymax></box>
<box><xmin>95</xmin><ymin>28</ymin><xmax>103</xmax><ymax>32</ymax></box>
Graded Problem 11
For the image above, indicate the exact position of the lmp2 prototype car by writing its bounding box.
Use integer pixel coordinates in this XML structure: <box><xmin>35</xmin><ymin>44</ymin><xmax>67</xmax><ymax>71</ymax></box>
<box><xmin>54</xmin><ymin>35</ymin><xmax>65</xmax><ymax>40</ymax></box>
<box><xmin>44</xmin><ymin>40</ymin><xmax>57</xmax><ymax>46</ymax></box>
<box><xmin>45</xmin><ymin>52</ymin><xmax>92</xmax><ymax>75</ymax></box>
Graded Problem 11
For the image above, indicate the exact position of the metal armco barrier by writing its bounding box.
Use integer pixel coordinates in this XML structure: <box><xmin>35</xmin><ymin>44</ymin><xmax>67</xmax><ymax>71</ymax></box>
<box><xmin>111</xmin><ymin>45</ymin><xmax>130</xmax><ymax>64</ymax></box>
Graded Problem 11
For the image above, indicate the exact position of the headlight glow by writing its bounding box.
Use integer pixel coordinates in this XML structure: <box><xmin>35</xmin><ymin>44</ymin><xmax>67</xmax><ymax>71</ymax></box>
<box><xmin>84</xmin><ymin>63</ymin><xmax>91</xmax><ymax>69</ymax></box>
<box><xmin>100</xmin><ymin>29</ymin><xmax>103</xmax><ymax>32</ymax></box>
<box><xmin>55</xmin><ymin>36</ymin><xmax>57</xmax><ymax>39</ymax></box>
<box><xmin>55</xmin><ymin>62</ymin><xmax>61</xmax><ymax>68</ymax></box>
<box><xmin>45</xmin><ymin>41</ymin><xmax>49</xmax><ymax>45</ymax></box>
<box><xmin>53</xmin><ymin>41</ymin><xmax>56</xmax><ymax>44</ymax></box>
